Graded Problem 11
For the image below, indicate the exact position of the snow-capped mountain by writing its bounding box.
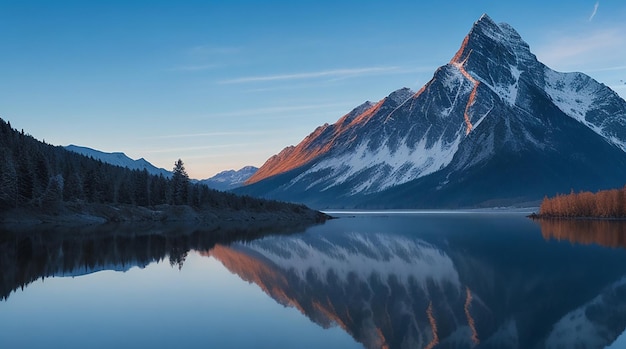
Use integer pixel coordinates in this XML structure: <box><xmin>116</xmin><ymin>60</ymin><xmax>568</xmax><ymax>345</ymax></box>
<box><xmin>238</xmin><ymin>14</ymin><xmax>626</xmax><ymax>208</ymax></box>
<box><xmin>199</xmin><ymin>166</ymin><xmax>258</xmax><ymax>191</ymax></box>
<box><xmin>65</xmin><ymin>144</ymin><xmax>172</xmax><ymax>178</ymax></box>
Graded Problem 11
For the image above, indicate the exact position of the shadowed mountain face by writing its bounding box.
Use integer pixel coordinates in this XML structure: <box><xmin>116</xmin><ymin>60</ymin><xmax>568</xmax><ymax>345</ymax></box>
<box><xmin>238</xmin><ymin>15</ymin><xmax>626</xmax><ymax>208</ymax></box>
<box><xmin>208</xmin><ymin>216</ymin><xmax>626</xmax><ymax>349</ymax></box>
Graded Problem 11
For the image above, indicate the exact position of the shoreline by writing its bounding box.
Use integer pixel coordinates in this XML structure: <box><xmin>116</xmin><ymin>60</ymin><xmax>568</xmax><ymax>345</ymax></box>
<box><xmin>0</xmin><ymin>202</ymin><xmax>330</xmax><ymax>232</ymax></box>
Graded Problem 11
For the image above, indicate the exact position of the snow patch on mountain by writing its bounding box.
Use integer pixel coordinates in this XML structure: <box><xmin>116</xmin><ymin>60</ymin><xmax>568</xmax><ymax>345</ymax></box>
<box><xmin>543</xmin><ymin>68</ymin><xmax>626</xmax><ymax>152</ymax></box>
<box><xmin>544</xmin><ymin>69</ymin><xmax>594</xmax><ymax>123</ymax></box>
<box><xmin>474</xmin><ymin>15</ymin><xmax>536</xmax><ymax>64</ymax></box>
<box><xmin>440</xmin><ymin>64</ymin><xmax>475</xmax><ymax>118</ymax></box>
<box><xmin>387</xmin><ymin>87</ymin><xmax>415</xmax><ymax>105</ymax></box>
<box><xmin>289</xmin><ymin>132</ymin><xmax>463</xmax><ymax>194</ymax></box>
<box><xmin>483</xmin><ymin>64</ymin><xmax>521</xmax><ymax>106</ymax></box>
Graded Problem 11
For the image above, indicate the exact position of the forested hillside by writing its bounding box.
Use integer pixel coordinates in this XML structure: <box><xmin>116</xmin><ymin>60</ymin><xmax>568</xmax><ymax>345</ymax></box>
<box><xmin>0</xmin><ymin>118</ymin><xmax>314</xmax><ymax>219</ymax></box>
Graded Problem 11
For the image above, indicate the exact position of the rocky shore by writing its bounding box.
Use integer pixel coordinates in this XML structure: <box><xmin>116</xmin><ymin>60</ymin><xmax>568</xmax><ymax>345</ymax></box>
<box><xmin>0</xmin><ymin>201</ymin><xmax>331</xmax><ymax>234</ymax></box>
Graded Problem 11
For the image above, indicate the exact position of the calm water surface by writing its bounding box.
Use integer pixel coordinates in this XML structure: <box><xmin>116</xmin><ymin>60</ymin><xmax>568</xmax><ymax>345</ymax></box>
<box><xmin>2</xmin><ymin>212</ymin><xmax>626</xmax><ymax>349</ymax></box>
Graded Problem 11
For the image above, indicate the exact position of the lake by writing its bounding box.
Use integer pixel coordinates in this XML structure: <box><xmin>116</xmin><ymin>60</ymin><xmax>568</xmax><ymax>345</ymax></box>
<box><xmin>2</xmin><ymin>211</ymin><xmax>626</xmax><ymax>349</ymax></box>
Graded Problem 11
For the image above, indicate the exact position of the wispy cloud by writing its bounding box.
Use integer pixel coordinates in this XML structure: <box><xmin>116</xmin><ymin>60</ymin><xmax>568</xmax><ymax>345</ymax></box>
<box><xmin>172</xmin><ymin>45</ymin><xmax>241</xmax><ymax>71</ymax></box>
<box><xmin>188</xmin><ymin>45</ymin><xmax>242</xmax><ymax>57</ymax></box>
<box><xmin>589</xmin><ymin>2</ymin><xmax>600</xmax><ymax>21</ymax></box>
<box><xmin>144</xmin><ymin>130</ymin><xmax>274</xmax><ymax>140</ymax></box>
<box><xmin>584</xmin><ymin>65</ymin><xmax>626</xmax><ymax>73</ymax></box>
<box><xmin>220</xmin><ymin>66</ymin><xmax>400</xmax><ymax>84</ymax></box>
<box><xmin>141</xmin><ymin>144</ymin><xmax>251</xmax><ymax>154</ymax></box>
<box><xmin>203</xmin><ymin>103</ymin><xmax>351</xmax><ymax>118</ymax></box>
<box><xmin>170</xmin><ymin>63</ymin><xmax>219</xmax><ymax>72</ymax></box>
<box><xmin>535</xmin><ymin>29</ymin><xmax>625</xmax><ymax>68</ymax></box>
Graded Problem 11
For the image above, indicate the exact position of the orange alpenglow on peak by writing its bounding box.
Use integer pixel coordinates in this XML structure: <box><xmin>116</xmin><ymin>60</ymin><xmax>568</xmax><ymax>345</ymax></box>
<box><xmin>236</xmin><ymin>14</ymin><xmax>626</xmax><ymax>209</ymax></box>
<box><xmin>244</xmin><ymin>100</ymin><xmax>384</xmax><ymax>185</ymax></box>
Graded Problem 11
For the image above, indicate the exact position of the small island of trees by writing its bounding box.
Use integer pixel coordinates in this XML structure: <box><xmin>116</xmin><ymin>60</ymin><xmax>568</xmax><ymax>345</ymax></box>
<box><xmin>535</xmin><ymin>187</ymin><xmax>626</xmax><ymax>219</ymax></box>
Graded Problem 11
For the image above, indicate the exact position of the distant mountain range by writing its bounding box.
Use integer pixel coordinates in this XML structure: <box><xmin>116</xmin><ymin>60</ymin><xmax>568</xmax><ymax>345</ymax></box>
<box><xmin>237</xmin><ymin>14</ymin><xmax>626</xmax><ymax>208</ymax></box>
<box><xmin>65</xmin><ymin>144</ymin><xmax>172</xmax><ymax>178</ymax></box>
<box><xmin>198</xmin><ymin>166</ymin><xmax>258</xmax><ymax>191</ymax></box>
<box><xmin>65</xmin><ymin>145</ymin><xmax>257</xmax><ymax>191</ymax></box>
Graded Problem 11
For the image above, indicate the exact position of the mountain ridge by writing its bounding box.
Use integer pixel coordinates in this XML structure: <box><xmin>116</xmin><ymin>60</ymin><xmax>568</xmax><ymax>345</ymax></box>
<box><xmin>237</xmin><ymin>14</ymin><xmax>626</xmax><ymax>208</ymax></box>
<box><xmin>199</xmin><ymin>166</ymin><xmax>258</xmax><ymax>191</ymax></box>
<box><xmin>66</xmin><ymin>144</ymin><xmax>258</xmax><ymax>190</ymax></box>
<box><xmin>65</xmin><ymin>144</ymin><xmax>172</xmax><ymax>178</ymax></box>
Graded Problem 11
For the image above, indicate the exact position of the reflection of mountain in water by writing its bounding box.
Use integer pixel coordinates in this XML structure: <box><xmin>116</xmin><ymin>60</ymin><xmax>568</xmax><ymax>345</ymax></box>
<box><xmin>209</xmin><ymin>235</ymin><xmax>478</xmax><ymax>349</ymax></box>
<box><xmin>545</xmin><ymin>276</ymin><xmax>626</xmax><ymax>349</ymax></box>
<box><xmin>539</xmin><ymin>219</ymin><xmax>626</xmax><ymax>249</ymax></box>
<box><xmin>5</xmin><ymin>217</ymin><xmax>626</xmax><ymax>349</ymax></box>
<box><xmin>209</xmin><ymin>229</ymin><xmax>626</xmax><ymax>349</ymax></box>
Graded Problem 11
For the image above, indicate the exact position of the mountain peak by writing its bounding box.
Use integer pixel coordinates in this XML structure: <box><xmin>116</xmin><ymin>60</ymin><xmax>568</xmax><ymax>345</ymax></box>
<box><xmin>477</xmin><ymin>13</ymin><xmax>492</xmax><ymax>21</ymax></box>
<box><xmin>238</xmin><ymin>15</ymin><xmax>626</xmax><ymax>208</ymax></box>
<box><xmin>474</xmin><ymin>13</ymin><xmax>497</xmax><ymax>31</ymax></box>
<box><xmin>453</xmin><ymin>14</ymin><xmax>533</xmax><ymax>66</ymax></box>
<box><xmin>387</xmin><ymin>87</ymin><xmax>414</xmax><ymax>105</ymax></box>
<box><xmin>447</xmin><ymin>14</ymin><xmax>539</xmax><ymax>110</ymax></box>
<box><xmin>470</xmin><ymin>13</ymin><xmax>510</xmax><ymax>41</ymax></box>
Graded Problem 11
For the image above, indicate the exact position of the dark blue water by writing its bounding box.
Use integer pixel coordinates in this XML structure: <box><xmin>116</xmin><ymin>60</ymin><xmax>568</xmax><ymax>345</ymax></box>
<box><xmin>2</xmin><ymin>211</ymin><xmax>626</xmax><ymax>349</ymax></box>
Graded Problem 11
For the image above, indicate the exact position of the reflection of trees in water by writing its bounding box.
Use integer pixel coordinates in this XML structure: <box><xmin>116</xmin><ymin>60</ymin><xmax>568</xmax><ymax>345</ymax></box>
<box><xmin>539</xmin><ymin>219</ymin><xmax>626</xmax><ymax>249</ymax></box>
<box><xmin>0</xmin><ymin>224</ymin><xmax>305</xmax><ymax>301</ymax></box>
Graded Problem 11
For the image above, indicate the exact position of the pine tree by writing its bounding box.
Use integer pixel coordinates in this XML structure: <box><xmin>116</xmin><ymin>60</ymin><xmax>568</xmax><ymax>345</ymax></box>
<box><xmin>171</xmin><ymin>159</ymin><xmax>189</xmax><ymax>205</ymax></box>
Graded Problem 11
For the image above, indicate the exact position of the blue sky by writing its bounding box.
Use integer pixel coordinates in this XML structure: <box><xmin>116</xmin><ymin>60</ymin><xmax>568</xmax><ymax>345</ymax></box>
<box><xmin>2</xmin><ymin>0</ymin><xmax>625</xmax><ymax>179</ymax></box>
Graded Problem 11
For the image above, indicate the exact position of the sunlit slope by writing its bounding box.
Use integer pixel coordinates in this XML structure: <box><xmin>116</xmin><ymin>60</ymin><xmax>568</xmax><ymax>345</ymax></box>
<box><xmin>237</xmin><ymin>14</ymin><xmax>626</xmax><ymax>208</ymax></box>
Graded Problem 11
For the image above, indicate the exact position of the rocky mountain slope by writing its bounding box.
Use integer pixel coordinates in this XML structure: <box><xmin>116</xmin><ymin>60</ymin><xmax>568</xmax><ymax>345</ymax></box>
<box><xmin>238</xmin><ymin>14</ymin><xmax>626</xmax><ymax>208</ymax></box>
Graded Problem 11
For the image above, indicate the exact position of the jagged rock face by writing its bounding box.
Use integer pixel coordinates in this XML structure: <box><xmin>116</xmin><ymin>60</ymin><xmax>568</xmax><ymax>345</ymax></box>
<box><xmin>238</xmin><ymin>14</ymin><xmax>626</xmax><ymax>208</ymax></box>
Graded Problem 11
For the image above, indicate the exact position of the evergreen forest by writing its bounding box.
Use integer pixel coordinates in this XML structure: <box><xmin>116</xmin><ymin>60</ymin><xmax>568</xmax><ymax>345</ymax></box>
<box><xmin>0</xmin><ymin>118</ymin><xmax>305</xmax><ymax>214</ymax></box>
